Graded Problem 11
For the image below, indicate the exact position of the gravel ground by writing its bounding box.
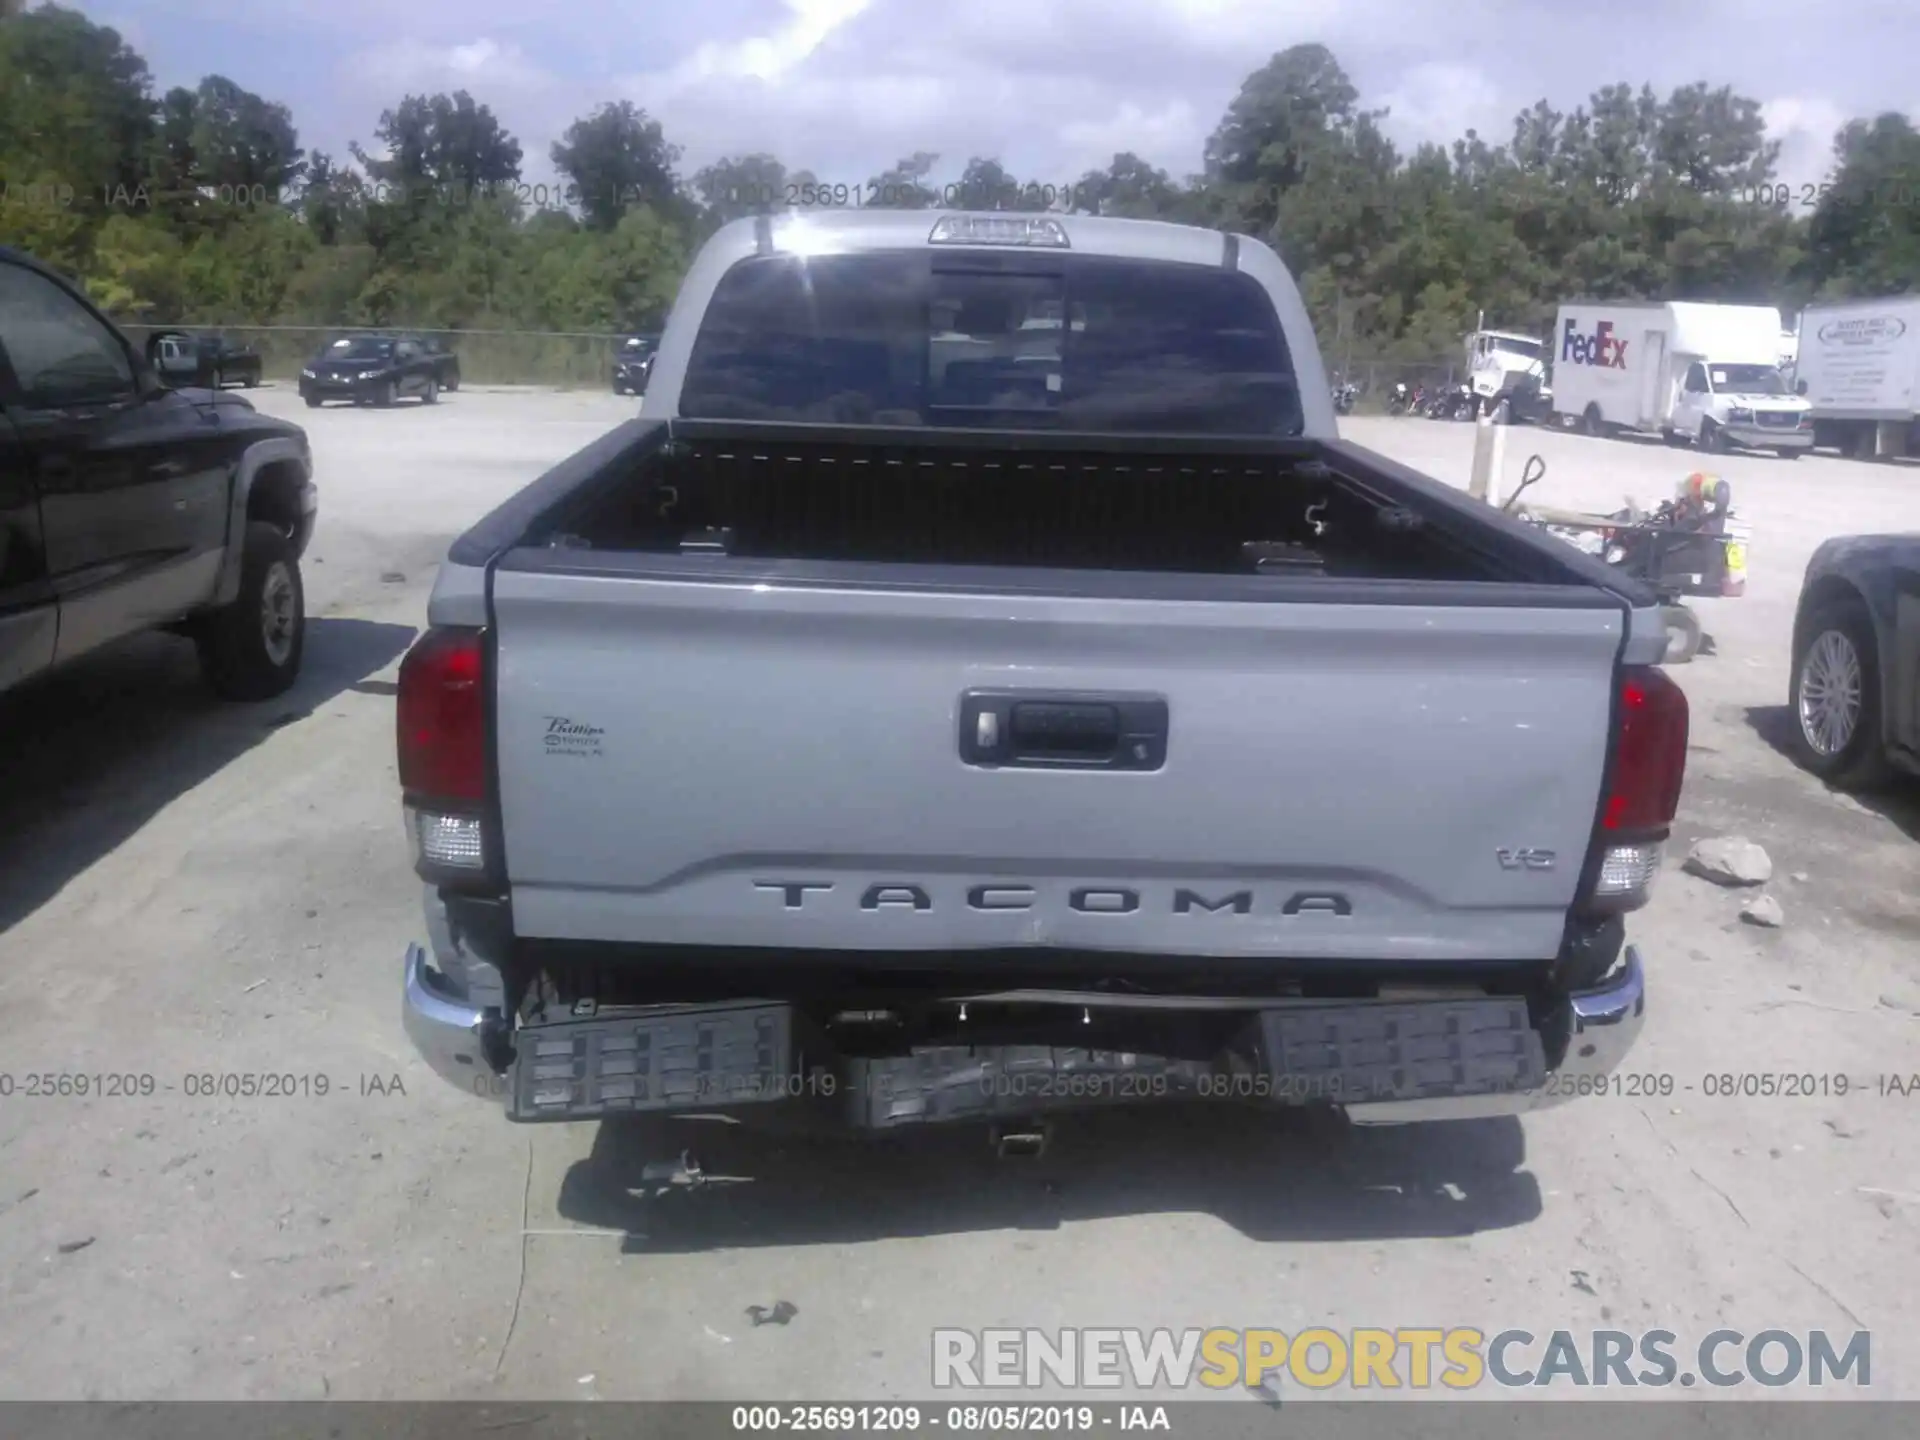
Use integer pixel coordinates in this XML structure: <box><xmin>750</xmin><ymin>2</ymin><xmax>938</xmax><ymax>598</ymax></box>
<box><xmin>0</xmin><ymin>390</ymin><xmax>1914</xmax><ymax>1402</ymax></box>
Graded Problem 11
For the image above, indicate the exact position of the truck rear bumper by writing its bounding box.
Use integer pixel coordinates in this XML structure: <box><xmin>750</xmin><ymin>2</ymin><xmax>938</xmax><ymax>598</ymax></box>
<box><xmin>401</xmin><ymin>944</ymin><xmax>1647</xmax><ymax>1126</ymax></box>
<box><xmin>403</xmin><ymin>943</ymin><xmax>495</xmax><ymax>1096</ymax></box>
<box><xmin>1344</xmin><ymin>945</ymin><xmax>1644</xmax><ymax>1123</ymax></box>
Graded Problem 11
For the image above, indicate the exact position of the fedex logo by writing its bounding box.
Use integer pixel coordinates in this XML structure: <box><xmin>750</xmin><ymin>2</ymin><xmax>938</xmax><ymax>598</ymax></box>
<box><xmin>1562</xmin><ymin>318</ymin><xmax>1629</xmax><ymax>368</ymax></box>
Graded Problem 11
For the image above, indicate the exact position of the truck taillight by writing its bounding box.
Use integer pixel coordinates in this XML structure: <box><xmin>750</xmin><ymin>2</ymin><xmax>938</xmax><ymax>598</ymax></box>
<box><xmin>1583</xmin><ymin>665</ymin><xmax>1689</xmax><ymax>913</ymax></box>
<box><xmin>397</xmin><ymin>626</ymin><xmax>489</xmax><ymax>875</ymax></box>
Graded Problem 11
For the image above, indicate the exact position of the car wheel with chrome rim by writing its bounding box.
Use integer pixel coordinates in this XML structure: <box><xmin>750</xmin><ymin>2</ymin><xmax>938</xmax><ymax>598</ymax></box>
<box><xmin>194</xmin><ymin>521</ymin><xmax>306</xmax><ymax>701</ymax></box>
<box><xmin>1787</xmin><ymin>599</ymin><xmax>1892</xmax><ymax>789</ymax></box>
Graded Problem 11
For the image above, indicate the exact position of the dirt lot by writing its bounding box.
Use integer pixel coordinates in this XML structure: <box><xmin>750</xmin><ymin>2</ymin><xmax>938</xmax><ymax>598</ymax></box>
<box><xmin>0</xmin><ymin>391</ymin><xmax>1915</xmax><ymax>1401</ymax></box>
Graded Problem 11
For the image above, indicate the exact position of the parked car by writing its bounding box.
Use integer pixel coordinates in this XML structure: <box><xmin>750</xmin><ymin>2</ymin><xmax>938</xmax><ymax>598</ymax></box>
<box><xmin>151</xmin><ymin>332</ymin><xmax>263</xmax><ymax>390</ymax></box>
<box><xmin>612</xmin><ymin>334</ymin><xmax>657</xmax><ymax>395</ymax></box>
<box><xmin>299</xmin><ymin>334</ymin><xmax>442</xmax><ymax>408</ymax></box>
<box><xmin>398</xmin><ymin>333</ymin><xmax>461</xmax><ymax>392</ymax></box>
<box><xmin>0</xmin><ymin>246</ymin><xmax>317</xmax><ymax>701</ymax></box>
<box><xmin>397</xmin><ymin>210</ymin><xmax>1685</xmax><ymax>1145</ymax></box>
<box><xmin>1787</xmin><ymin>535</ymin><xmax>1920</xmax><ymax>787</ymax></box>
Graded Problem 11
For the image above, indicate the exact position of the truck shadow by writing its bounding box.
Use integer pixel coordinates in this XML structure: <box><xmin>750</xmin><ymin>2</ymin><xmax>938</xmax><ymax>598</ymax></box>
<box><xmin>1742</xmin><ymin>704</ymin><xmax>1920</xmax><ymax>843</ymax></box>
<box><xmin>554</xmin><ymin>1104</ymin><xmax>1540</xmax><ymax>1248</ymax></box>
<box><xmin>0</xmin><ymin>617</ymin><xmax>415</xmax><ymax>937</ymax></box>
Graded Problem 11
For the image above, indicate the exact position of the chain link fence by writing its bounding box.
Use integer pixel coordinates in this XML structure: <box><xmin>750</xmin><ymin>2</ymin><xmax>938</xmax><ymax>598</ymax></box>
<box><xmin>109</xmin><ymin>323</ymin><xmax>1473</xmax><ymax>401</ymax></box>
<box><xmin>115</xmin><ymin>324</ymin><xmax>628</xmax><ymax>389</ymax></box>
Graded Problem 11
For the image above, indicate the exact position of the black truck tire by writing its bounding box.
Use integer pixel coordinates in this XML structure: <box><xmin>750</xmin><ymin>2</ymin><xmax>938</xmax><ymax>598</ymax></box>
<box><xmin>1788</xmin><ymin>599</ymin><xmax>1892</xmax><ymax>790</ymax></box>
<box><xmin>423</xmin><ymin>375</ymin><xmax>440</xmax><ymax>404</ymax></box>
<box><xmin>195</xmin><ymin>522</ymin><xmax>306</xmax><ymax>701</ymax></box>
<box><xmin>1661</xmin><ymin>605</ymin><xmax>1703</xmax><ymax>664</ymax></box>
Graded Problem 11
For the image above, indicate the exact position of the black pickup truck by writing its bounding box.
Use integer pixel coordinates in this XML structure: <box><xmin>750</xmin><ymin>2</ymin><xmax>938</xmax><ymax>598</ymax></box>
<box><xmin>152</xmin><ymin>333</ymin><xmax>263</xmax><ymax>390</ymax></box>
<box><xmin>1</xmin><ymin>247</ymin><xmax>317</xmax><ymax>701</ymax></box>
<box><xmin>398</xmin><ymin>333</ymin><xmax>461</xmax><ymax>392</ymax></box>
<box><xmin>612</xmin><ymin>334</ymin><xmax>657</xmax><ymax>395</ymax></box>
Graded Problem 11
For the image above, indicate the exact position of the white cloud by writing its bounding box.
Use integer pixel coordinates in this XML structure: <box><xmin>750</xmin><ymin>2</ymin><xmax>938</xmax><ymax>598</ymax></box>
<box><xmin>646</xmin><ymin>0</ymin><xmax>877</xmax><ymax>96</ymax></box>
<box><xmin>1059</xmin><ymin>101</ymin><xmax>1208</xmax><ymax>179</ymax></box>
<box><xmin>102</xmin><ymin>0</ymin><xmax>1920</xmax><ymax>195</ymax></box>
<box><xmin>1761</xmin><ymin>95</ymin><xmax>1849</xmax><ymax>194</ymax></box>
<box><xmin>1377</xmin><ymin>63</ymin><xmax>1507</xmax><ymax>153</ymax></box>
<box><xmin>354</xmin><ymin>36</ymin><xmax>552</xmax><ymax>95</ymax></box>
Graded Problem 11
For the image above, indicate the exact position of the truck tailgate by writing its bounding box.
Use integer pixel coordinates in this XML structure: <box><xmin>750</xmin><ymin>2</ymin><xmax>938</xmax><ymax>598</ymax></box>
<box><xmin>490</xmin><ymin>560</ymin><xmax>1623</xmax><ymax>963</ymax></box>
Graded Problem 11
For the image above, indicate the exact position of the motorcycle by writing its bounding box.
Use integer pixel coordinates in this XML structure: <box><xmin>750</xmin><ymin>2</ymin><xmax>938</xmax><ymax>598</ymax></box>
<box><xmin>1425</xmin><ymin>383</ymin><xmax>1476</xmax><ymax>420</ymax></box>
<box><xmin>1387</xmin><ymin>382</ymin><xmax>1413</xmax><ymax>416</ymax></box>
<box><xmin>1331</xmin><ymin>382</ymin><xmax>1358</xmax><ymax>415</ymax></box>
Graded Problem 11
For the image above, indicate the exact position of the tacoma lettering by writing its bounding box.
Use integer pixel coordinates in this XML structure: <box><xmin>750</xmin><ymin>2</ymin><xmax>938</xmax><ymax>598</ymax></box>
<box><xmin>750</xmin><ymin>881</ymin><xmax>1351</xmax><ymax>915</ymax></box>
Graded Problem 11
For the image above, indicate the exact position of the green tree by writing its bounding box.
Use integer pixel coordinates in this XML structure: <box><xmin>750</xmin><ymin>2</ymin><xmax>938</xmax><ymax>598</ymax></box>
<box><xmin>0</xmin><ymin>3</ymin><xmax>155</xmax><ymax>269</ymax></box>
<box><xmin>1804</xmin><ymin>113</ymin><xmax>1920</xmax><ymax>295</ymax></box>
<box><xmin>955</xmin><ymin>157</ymin><xmax>1047</xmax><ymax>210</ymax></box>
<box><xmin>866</xmin><ymin>151</ymin><xmax>940</xmax><ymax>208</ymax></box>
<box><xmin>690</xmin><ymin>153</ymin><xmax>788</xmax><ymax>224</ymax></box>
<box><xmin>552</xmin><ymin>100</ymin><xmax>682</xmax><ymax>230</ymax></box>
<box><xmin>354</xmin><ymin>90</ymin><xmax>522</xmax><ymax>197</ymax></box>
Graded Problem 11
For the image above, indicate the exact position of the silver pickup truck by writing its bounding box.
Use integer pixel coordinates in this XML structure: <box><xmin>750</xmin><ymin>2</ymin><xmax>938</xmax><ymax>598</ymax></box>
<box><xmin>398</xmin><ymin>210</ymin><xmax>1685</xmax><ymax>1139</ymax></box>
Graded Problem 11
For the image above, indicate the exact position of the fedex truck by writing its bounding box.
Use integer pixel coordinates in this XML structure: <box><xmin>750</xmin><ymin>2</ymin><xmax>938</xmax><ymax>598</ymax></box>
<box><xmin>1551</xmin><ymin>301</ymin><xmax>1812</xmax><ymax>456</ymax></box>
<box><xmin>1793</xmin><ymin>296</ymin><xmax>1920</xmax><ymax>459</ymax></box>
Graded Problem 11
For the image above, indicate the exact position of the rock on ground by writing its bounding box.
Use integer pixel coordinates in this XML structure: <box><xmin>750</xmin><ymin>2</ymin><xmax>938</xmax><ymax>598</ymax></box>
<box><xmin>1740</xmin><ymin>893</ymin><xmax>1785</xmax><ymax>928</ymax></box>
<box><xmin>1685</xmin><ymin>835</ymin><xmax>1773</xmax><ymax>887</ymax></box>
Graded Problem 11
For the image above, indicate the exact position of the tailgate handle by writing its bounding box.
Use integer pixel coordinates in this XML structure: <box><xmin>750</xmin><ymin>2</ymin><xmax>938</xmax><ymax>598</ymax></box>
<box><xmin>959</xmin><ymin>691</ymin><xmax>1167</xmax><ymax>771</ymax></box>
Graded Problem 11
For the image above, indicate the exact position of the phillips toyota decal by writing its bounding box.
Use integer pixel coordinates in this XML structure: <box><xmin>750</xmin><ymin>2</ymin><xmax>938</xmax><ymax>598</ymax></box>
<box><xmin>1816</xmin><ymin>316</ymin><xmax>1908</xmax><ymax>345</ymax></box>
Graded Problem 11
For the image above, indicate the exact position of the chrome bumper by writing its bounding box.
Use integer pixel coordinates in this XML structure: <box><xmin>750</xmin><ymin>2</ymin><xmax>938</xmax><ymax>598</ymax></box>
<box><xmin>1346</xmin><ymin>945</ymin><xmax>1647</xmax><ymax>1124</ymax></box>
<box><xmin>402</xmin><ymin>943</ymin><xmax>496</xmax><ymax>1097</ymax></box>
<box><xmin>1730</xmin><ymin>425</ymin><xmax>1813</xmax><ymax>448</ymax></box>
<box><xmin>400</xmin><ymin>940</ymin><xmax>1648</xmax><ymax>1120</ymax></box>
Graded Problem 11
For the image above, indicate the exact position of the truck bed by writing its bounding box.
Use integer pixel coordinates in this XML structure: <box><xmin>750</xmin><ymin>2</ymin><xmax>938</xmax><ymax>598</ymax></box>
<box><xmin>475</xmin><ymin>421</ymin><xmax>1635</xmax><ymax>975</ymax></box>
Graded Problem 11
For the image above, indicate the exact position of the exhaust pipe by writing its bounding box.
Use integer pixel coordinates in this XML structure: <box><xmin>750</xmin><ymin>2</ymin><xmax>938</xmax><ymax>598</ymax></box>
<box><xmin>993</xmin><ymin>1122</ymin><xmax>1049</xmax><ymax>1160</ymax></box>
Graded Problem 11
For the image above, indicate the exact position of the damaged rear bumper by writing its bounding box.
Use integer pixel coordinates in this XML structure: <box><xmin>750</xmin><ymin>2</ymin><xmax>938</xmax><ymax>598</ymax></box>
<box><xmin>401</xmin><ymin>942</ymin><xmax>1646</xmax><ymax>1127</ymax></box>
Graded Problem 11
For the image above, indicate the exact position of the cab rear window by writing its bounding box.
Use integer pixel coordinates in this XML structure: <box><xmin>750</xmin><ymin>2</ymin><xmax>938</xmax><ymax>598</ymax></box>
<box><xmin>681</xmin><ymin>251</ymin><xmax>1302</xmax><ymax>436</ymax></box>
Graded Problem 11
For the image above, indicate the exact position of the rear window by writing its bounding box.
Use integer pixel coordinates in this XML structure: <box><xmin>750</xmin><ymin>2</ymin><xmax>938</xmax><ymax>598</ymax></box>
<box><xmin>680</xmin><ymin>252</ymin><xmax>1301</xmax><ymax>436</ymax></box>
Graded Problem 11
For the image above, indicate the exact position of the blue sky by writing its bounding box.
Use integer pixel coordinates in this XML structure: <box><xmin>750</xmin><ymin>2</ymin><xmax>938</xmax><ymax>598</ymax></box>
<box><xmin>84</xmin><ymin>0</ymin><xmax>1917</xmax><ymax>199</ymax></box>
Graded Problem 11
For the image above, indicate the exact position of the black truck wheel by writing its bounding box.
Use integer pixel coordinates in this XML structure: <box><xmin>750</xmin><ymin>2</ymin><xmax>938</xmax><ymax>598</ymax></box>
<box><xmin>1661</xmin><ymin>605</ymin><xmax>1703</xmax><ymax>664</ymax></box>
<box><xmin>195</xmin><ymin>522</ymin><xmax>305</xmax><ymax>701</ymax></box>
<box><xmin>422</xmin><ymin>375</ymin><xmax>440</xmax><ymax>404</ymax></box>
<box><xmin>1788</xmin><ymin>599</ymin><xmax>1892</xmax><ymax>789</ymax></box>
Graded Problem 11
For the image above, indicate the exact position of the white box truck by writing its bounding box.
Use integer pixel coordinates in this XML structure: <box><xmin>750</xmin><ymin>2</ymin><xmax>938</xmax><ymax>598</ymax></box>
<box><xmin>1792</xmin><ymin>297</ymin><xmax>1920</xmax><ymax>459</ymax></box>
<box><xmin>1551</xmin><ymin>301</ymin><xmax>1812</xmax><ymax>456</ymax></box>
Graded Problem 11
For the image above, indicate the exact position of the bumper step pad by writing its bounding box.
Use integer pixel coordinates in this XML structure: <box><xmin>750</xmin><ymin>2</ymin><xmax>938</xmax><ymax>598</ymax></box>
<box><xmin>1256</xmin><ymin>997</ymin><xmax>1545</xmax><ymax>1105</ymax></box>
<box><xmin>505</xmin><ymin>995</ymin><xmax>1545</xmax><ymax>1126</ymax></box>
<box><xmin>510</xmin><ymin>1002</ymin><xmax>793</xmax><ymax>1121</ymax></box>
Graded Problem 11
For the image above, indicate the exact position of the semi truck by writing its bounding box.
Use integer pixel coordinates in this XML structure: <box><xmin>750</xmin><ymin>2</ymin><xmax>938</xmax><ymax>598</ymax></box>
<box><xmin>1551</xmin><ymin>301</ymin><xmax>1812</xmax><ymax>456</ymax></box>
<box><xmin>1793</xmin><ymin>297</ymin><xmax>1920</xmax><ymax>460</ymax></box>
<box><xmin>1464</xmin><ymin>326</ymin><xmax>1549</xmax><ymax>419</ymax></box>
